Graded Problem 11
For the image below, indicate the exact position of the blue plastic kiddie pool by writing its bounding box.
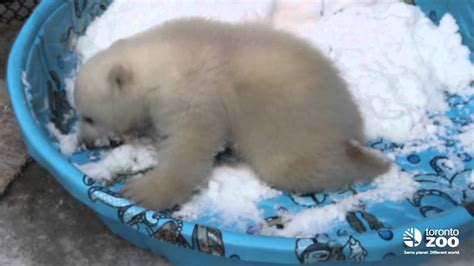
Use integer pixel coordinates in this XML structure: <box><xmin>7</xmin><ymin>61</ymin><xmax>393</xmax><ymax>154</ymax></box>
<box><xmin>6</xmin><ymin>0</ymin><xmax>474</xmax><ymax>265</ymax></box>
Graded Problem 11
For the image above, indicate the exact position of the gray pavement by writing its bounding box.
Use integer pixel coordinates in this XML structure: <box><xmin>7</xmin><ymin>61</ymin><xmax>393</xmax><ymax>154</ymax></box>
<box><xmin>0</xmin><ymin>162</ymin><xmax>168</xmax><ymax>266</ymax></box>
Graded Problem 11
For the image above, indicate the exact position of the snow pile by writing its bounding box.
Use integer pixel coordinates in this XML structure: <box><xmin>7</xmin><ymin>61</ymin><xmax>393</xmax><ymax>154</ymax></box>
<box><xmin>75</xmin><ymin>138</ymin><xmax>158</xmax><ymax>181</ymax></box>
<box><xmin>297</xmin><ymin>2</ymin><xmax>472</xmax><ymax>142</ymax></box>
<box><xmin>76</xmin><ymin>0</ymin><xmax>273</xmax><ymax>62</ymax></box>
<box><xmin>174</xmin><ymin>165</ymin><xmax>281</xmax><ymax>229</ymax></box>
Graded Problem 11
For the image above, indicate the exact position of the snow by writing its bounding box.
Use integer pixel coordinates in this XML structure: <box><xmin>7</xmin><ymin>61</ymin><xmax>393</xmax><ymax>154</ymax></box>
<box><xmin>46</xmin><ymin>123</ymin><xmax>78</xmax><ymax>156</ymax></box>
<box><xmin>301</xmin><ymin>3</ymin><xmax>472</xmax><ymax>142</ymax></box>
<box><xmin>174</xmin><ymin>165</ymin><xmax>281</xmax><ymax>229</ymax></box>
<box><xmin>266</xmin><ymin>165</ymin><xmax>417</xmax><ymax>237</ymax></box>
<box><xmin>459</xmin><ymin>123</ymin><xmax>474</xmax><ymax>154</ymax></box>
<box><xmin>21</xmin><ymin>71</ymin><xmax>32</xmax><ymax>103</ymax></box>
<box><xmin>75</xmin><ymin>138</ymin><xmax>158</xmax><ymax>181</ymax></box>
<box><xmin>43</xmin><ymin>0</ymin><xmax>474</xmax><ymax>237</ymax></box>
<box><xmin>76</xmin><ymin>0</ymin><xmax>273</xmax><ymax>62</ymax></box>
<box><xmin>63</xmin><ymin>76</ymin><xmax>76</xmax><ymax>108</ymax></box>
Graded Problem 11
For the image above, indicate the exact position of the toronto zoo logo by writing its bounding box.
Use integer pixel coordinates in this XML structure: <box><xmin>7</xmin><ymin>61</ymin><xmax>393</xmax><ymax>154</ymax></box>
<box><xmin>403</xmin><ymin>227</ymin><xmax>461</xmax><ymax>256</ymax></box>
<box><xmin>403</xmin><ymin>228</ymin><xmax>422</xmax><ymax>247</ymax></box>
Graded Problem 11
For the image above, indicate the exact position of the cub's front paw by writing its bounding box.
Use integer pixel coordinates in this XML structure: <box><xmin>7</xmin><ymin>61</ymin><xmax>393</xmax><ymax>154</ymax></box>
<box><xmin>120</xmin><ymin>173</ymin><xmax>184</xmax><ymax>211</ymax></box>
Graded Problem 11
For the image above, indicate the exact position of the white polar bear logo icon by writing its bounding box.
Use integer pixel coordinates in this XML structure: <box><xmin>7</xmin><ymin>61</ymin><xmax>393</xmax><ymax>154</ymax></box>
<box><xmin>403</xmin><ymin>228</ymin><xmax>422</xmax><ymax>247</ymax></box>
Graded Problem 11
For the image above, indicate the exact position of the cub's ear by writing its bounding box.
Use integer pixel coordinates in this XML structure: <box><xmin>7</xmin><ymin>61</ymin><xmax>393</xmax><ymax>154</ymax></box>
<box><xmin>108</xmin><ymin>64</ymin><xmax>133</xmax><ymax>90</ymax></box>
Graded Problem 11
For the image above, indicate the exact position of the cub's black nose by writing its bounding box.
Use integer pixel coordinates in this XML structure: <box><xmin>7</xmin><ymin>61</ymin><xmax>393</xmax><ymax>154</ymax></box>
<box><xmin>84</xmin><ymin>140</ymin><xmax>96</xmax><ymax>149</ymax></box>
<box><xmin>109</xmin><ymin>138</ymin><xmax>124</xmax><ymax>148</ymax></box>
<box><xmin>83</xmin><ymin>138</ymin><xmax>123</xmax><ymax>149</ymax></box>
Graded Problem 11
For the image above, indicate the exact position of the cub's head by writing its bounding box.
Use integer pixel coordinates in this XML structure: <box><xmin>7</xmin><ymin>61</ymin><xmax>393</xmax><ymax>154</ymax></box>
<box><xmin>74</xmin><ymin>53</ymin><xmax>144</xmax><ymax>147</ymax></box>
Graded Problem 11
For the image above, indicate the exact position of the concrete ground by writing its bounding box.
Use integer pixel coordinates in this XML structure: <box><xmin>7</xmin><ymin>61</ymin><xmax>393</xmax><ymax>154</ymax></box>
<box><xmin>0</xmin><ymin>163</ymin><xmax>169</xmax><ymax>266</ymax></box>
<box><xmin>0</xmin><ymin>7</ymin><xmax>472</xmax><ymax>266</ymax></box>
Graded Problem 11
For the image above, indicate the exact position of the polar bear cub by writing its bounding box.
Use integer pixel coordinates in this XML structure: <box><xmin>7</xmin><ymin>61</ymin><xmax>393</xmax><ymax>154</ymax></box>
<box><xmin>74</xmin><ymin>18</ymin><xmax>390</xmax><ymax>210</ymax></box>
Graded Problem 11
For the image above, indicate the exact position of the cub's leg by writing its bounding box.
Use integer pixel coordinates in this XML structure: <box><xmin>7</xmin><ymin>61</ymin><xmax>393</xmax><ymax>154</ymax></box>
<box><xmin>121</xmin><ymin>97</ymin><xmax>227</xmax><ymax>210</ymax></box>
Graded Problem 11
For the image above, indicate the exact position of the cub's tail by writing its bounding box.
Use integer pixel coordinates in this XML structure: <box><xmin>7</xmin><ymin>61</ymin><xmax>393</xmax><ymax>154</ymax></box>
<box><xmin>345</xmin><ymin>139</ymin><xmax>391</xmax><ymax>181</ymax></box>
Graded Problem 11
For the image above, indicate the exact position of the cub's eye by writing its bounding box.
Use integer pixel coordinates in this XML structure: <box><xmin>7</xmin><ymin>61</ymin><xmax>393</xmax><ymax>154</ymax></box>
<box><xmin>83</xmin><ymin>116</ymin><xmax>94</xmax><ymax>125</ymax></box>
